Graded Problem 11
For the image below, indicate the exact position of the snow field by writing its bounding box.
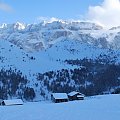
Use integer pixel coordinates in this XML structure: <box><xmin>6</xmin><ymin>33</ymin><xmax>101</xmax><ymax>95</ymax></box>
<box><xmin>0</xmin><ymin>94</ymin><xmax>120</xmax><ymax>120</ymax></box>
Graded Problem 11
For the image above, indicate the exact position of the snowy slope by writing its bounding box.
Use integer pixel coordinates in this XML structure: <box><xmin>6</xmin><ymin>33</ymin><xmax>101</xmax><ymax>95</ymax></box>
<box><xmin>0</xmin><ymin>40</ymin><xmax>73</xmax><ymax>76</ymax></box>
<box><xmin>0</xmin><ymin>39</ymin><xmax>107</xmax><ymax>76</ymax></box>
<box><xmin>1</xmin><ymin>38</ymin><xmax>119</xmax><ymax>79</ymax></box>
<box><xmin>0</xmin><ymin>94</ymin><xmax>120</xmax><ymax>120</ymax></box>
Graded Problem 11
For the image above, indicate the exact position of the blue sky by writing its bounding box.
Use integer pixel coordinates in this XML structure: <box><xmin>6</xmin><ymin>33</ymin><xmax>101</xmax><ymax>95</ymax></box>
<box><xmin>0</xmin><ymin>0</ymin><xmax>103</xmax><ymax>23</ymax></box>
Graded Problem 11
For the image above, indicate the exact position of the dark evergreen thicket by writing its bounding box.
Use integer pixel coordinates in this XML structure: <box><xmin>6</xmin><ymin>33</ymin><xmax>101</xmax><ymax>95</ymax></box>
<box><xmin>37</xmin><ymin>58</ymin><xmax>120</xmax><ymax>96</ymax></box>
<box><xmin>0</xmin><ymin>68</ymin><xmax>35</xmax><ymax>100</ymax></box>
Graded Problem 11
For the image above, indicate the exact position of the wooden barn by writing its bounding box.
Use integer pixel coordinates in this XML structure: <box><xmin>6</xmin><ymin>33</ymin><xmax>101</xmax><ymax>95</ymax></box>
<box><xmin>68</xmin><ymin>91</ymin><xmax>84</xmax><ymax>101</ymax></box>
<box><xmin>51</xmin><ymin>93</ymin><xmax>68</xmax><ymax>103</ymax></box>
<box><xmin>2</xmin><ymin>99</ymin><xmax>23</xmax><ymax>106</ymax></box>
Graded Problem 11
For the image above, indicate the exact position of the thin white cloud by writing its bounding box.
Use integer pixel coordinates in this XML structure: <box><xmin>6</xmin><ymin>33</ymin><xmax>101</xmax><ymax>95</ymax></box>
<box><xmin>86</xmin><ymin>0</ymin><xmax>120</xmax><ymax>28</ymax></box>
<box><xmin>0</xmin><ymin>2</ymin><xmax>13</xmax><ymax>12</ymax></box>
<box><xmin>37</xmin><ymin>17</ymin><xmax>62</xmax><ymax>23</ymax></box>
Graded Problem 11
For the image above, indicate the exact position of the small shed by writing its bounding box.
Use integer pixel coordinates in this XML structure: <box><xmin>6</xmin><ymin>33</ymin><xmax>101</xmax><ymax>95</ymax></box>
<box><xmin>51</xmin><ymin>93</ymin><xmax>68</xmax><ymax>103</ymax></box>
<box><xmin>2</xmin><ymin>99</ymin><xmax>23</xmax><ymax>106</ymax></box>
<box><xmin>68</xmin><ymin>91</ymin><xmax>84</xmax><ymax>101</ymax></box>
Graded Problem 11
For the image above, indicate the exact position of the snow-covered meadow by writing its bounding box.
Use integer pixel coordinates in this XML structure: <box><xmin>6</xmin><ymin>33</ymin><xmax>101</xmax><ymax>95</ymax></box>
<box><xmin>0</xmin><ymin>94</ymin><xmax>120</xmax><ymax>120</ymax></box>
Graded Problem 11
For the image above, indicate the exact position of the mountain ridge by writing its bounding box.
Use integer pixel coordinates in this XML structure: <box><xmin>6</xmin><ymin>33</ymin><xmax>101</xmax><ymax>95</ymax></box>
<box><xmin>1</xmin><ymin>20</ymin><xmax>120</xmax><ymax>52</ymax></box>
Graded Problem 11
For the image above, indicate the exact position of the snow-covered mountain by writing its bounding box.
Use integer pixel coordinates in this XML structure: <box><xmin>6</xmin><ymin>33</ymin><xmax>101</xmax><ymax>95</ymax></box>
<box><xmin>1</xmin><ymin>20</ymin><xmax>120</xmax><ymax>51</ymax></box>
<box><xmin>0</xmin><ymin>20</ymin><xmax>120</xmax><ymax>101</ymax></box>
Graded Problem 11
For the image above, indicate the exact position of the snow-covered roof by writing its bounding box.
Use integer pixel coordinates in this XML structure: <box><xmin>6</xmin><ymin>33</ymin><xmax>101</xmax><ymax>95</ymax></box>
<box><xmin>68</xmin><ymin>91</ymin><xmax>80</xmax><ymax>96</ymax></box>
<box><xmin>52</xmin><ymin>93</ymin><xmax>68</xmax><ymax>99</ymax></box>
<box><xmin>77</xmin><ymin>95</ymin><xmax>84</xmax><ymax>98</ymax></box>
<box><xmin>2</xmin><ymin>99</ymin><xmax>23</xmax><ymax>105</ymax></box>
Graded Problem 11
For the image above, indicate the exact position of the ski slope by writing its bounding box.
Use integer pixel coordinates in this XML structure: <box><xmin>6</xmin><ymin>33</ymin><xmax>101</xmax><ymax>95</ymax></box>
<box><xmin>0</xmin><ymin>94</ymin><xmax>120</xmax><ymax>120</ymax></box>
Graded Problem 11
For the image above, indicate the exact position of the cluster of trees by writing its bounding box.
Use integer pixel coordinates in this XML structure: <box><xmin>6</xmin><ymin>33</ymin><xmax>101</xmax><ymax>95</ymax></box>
<box><xmin>112</xmin><ymin>88</ymin><xmax>120</xmax><ymax>94</ymax></box>
<box><xmin>24</xmin><ymin>87</ymin><xmax>35</xmax><ymax>101</ymax></box>
<box><xmin>37</xmin><ymin>58</ymin><xmax>120</xmax><ymax>96</ymax></box>
<box><xmin>0</xmin><ymin>68</ymin><xmax>35</xmax><ymax>100</ymax></box>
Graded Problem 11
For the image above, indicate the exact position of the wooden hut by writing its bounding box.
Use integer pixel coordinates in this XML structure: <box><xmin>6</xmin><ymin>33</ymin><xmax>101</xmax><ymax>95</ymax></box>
<box><xmin>2</xmin><ymin>99</ymin><xmax>23</xmax><ymax>106</ymax></box>
<box><xmin>51</xmin><ymin>93</ymin><xmax>68</xmax><ymax>103</ymax></box>
<box><xmin>68</xmin><ymin>91</ymin><xmax>84</xmax><ymax>101</ymax></box>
